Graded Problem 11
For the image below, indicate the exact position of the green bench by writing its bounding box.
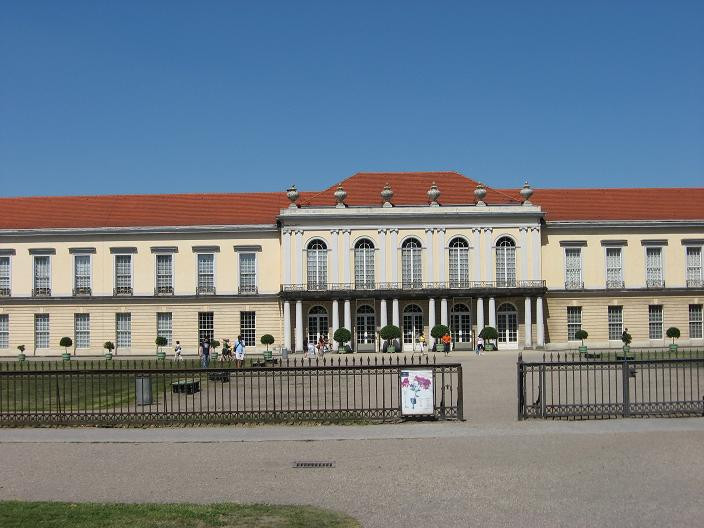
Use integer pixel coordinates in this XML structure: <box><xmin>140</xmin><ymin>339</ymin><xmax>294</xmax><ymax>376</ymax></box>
<box><xmin>172</xmin><ymin>379</ymin><xmax>200</xmax><ymax>394</ymax></box>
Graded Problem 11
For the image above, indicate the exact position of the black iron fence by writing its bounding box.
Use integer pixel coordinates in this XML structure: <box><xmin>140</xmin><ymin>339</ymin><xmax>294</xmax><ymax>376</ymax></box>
<box><xmin>0</xmin><ymin>356</ymin><xmax>462</xmax><ymax>426</ymax></box>
<box><xmin>518</xmin><ymin>349</ymin><xmax>704</xmax><ymax>420</ymax></box>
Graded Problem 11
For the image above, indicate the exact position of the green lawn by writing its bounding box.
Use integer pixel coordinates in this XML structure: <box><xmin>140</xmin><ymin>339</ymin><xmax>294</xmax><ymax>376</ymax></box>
<box><xmin>0</xmin><ymin>502</ymin><xmax>360</xmax><ymax>528</ymax></box>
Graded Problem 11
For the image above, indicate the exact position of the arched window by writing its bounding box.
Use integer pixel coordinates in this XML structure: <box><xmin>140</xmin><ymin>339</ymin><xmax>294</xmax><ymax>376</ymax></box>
<box><xmin>450</xmin><ymin>303</ymin><xmax>472</xmax><ymax>343</ymax></box>
<box><xmin>307</xmin><ymin>305</ymin><xmax>329</xmax><ymax>345</ymax></box>
<box><xmin>402</xmin><ymin>238</ymin><xmax>423</xmax><ymax>288</ymax></box>
<box><xmin>354</xmin><ymin>239</ymin><xmax>375</xmax><ymax>289</ymax></box>
<box><xmin>307</xmin><ymin>240</ymin><xmax>327</xmax><ymax>289</ymax></box>
<box><xmin>495</xmin><ymin>237</ymin><xmax>516</xmax><ymax>287</ymax></box>
<box><xmin>449</xmin><ymin>237</ymin><xmax>469</xmax><ymax>287</ymax></box>
<box><xmin>356</xmin><ymin>305</ymin><xmax>375</xmax><ymax>345</ymax></box>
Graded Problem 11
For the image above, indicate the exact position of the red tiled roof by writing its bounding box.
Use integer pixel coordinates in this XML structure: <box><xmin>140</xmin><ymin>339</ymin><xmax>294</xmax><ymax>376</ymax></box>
<box><xmin>498</xmin><ymin>188</ymin><xmax>704</xmax><ymax>221</ymax></box>
<box><xmin>303</xmin><ymin>172</ymin><xmax>519</xmax><ymax>207</ymax></box>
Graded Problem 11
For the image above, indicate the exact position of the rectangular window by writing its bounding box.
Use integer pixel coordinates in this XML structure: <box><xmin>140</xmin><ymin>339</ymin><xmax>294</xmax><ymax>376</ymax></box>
<box><xmin>155</xmin><ymin>254</ymin><xmax>174</xmax><ymax>294</ymax></box>
<box><xmin>686</xmin><ymin>247</ymin><xmax>703</xmax><ymax>287</ymax></box>
<box><xmin>197</xmin><ymin>254</ymin><xmax>215</xmax><ymax>294</ymax></box>
<box><xmin>114</xmin><ymin>255</ymin><xmax>133</xmax><ymax>295</ymax></box>
<box><xmin>239</xmin><ymin>253</ymin><xmax>256</xmax><ymax>294</ymax></box>
<box><xmin>240</xmin><ymin>311</ymin><xmax>256</xmax><ymax>348</ymax></box>
<box><xmin>0</xmin><ymin>314</ymin><xmax>8</xmax><ymax>348</ymax></box>
<box><xmin>608</xmin><ymin>306</ymin><xmax>623</xmax><ymax>340</ymax></box>
<box><xmin>648</xmin><ymin>305</ymin><xmax>663</xmax><ymax>340</ymax></box>
<box><xmin>567</xmin><ymin>306</ymin><xmax>582</xmax><ymax>341</ymax></box>
<box><xmin>689</xmin><ymin>304</ymin><xmax>703</xmax><ymax>339</ymax></box>
<box><xmin>33</xmin><ymin>256</ymin><xmax>51</xmax><ymax>296</ymax></box>
<box><xmin>198</xmin><ymin>312</ymin><xmax>214</xmax><ymax>343</ymax></box>
<box><xmin>116</xmin><ymin>313</ymin><xmax>131</xmax><ymax>348</ymax></box>
<box><xmin>157</xmin><ymin>312</ymin><xmax>173</xmax><ymax>346</ymax></box>
<box><xmin>74</xmin><ymin>313</ymin><xmax>90</xmax><ymax>348</ymax></box>
<box><xmin>74</xmin><ymin>255</ymin><xmax>92</xmax><ymax>295</ymax></box>
<box><xmin>645</xmin><ymin>247</ymin><xmax>664</xmax><ymax>287</ymax></box>
<box><xmin>564</xmin><ymin>248</ymin><xmax>582</xmax><ymax>289</ymax></box>
<box><xmin>605</xmin><ymin>248</ymin><xmax>623</xmax><ymax>289</ymax></box>
<box><xmin>0</xmin><ymin>256</ymin><xmax>10</xmax><ymax>296</ymax></box>
<box><xmin>35</xmin><ymin>314</ymin><xmax>49</xmax><ymax>349</ymax></box>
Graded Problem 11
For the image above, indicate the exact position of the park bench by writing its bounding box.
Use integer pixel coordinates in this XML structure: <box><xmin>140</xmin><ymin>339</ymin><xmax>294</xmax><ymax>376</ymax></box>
<box><xmin>207</xmin><ymin>371</ymin><xmax>230</xmax><ymax>382</ymax></box>
<box><xmin>172</xmin><ymin>379</ymin><xmax>200</xmax><ymax>394</ymax></box>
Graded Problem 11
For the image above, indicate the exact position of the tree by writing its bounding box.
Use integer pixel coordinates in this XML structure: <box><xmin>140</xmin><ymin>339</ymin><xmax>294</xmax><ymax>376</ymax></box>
<box><xmin>430</xmin><ymin>324</ymin><xmax>450</xmax><ymax>340</ymax></box>
<box><xmin>333</xmin><ymin>328</ymin><xmax>352</xmax><ymax>352</ymax></box>
<box><xmin>155</xmin><ymin>336</ymin><xmax>168</xmax><ymax>353</ymax></box>
<box><xmin>666</xmin><ymin>327</ymin><xmax>680</xmax><ymax>344</ymax></box>
<box><xmin>103</xmin><ymin>341</ymin><xmax>115</xmax><ymax>354</ymax></box>
<box><xmin>59</xmin><ymin>337</ymin><xmax>73</xmax><ymax>354</ymax></box>
<box><xmin>379</xmin><ymin>324</ymin><xmax>401</xmax><ymax>350</ymax></box>
<box><xmin>479</xmin><ymin>326</ymin><xmax>498</xmax><ymax>341</ymax></box>
<box><xmin>574</xmin><ymin>329</ymin><xmax>588</xmax><ymax>347</ymax></box>
<box><xmin>17</xmin><ymin>345</ymin><xmax>25</xmax><ymax>353</ymax></box>
<box><xmin>260</xmin><ymin>334</ymin><xmax>275</xmax><ymax>351</ymax></box>
<box><xmin>621</xmin><ymin>330</ymin><xmax>632</xmax><ymax>346</ymax></box>
<box><xmin>210</xmin><ymin>339</ymin><xmax>221</xmax><ymax>350</ymax></box>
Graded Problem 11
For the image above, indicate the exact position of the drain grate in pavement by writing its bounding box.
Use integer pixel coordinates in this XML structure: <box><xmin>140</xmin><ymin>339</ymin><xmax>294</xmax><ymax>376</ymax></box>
<box><xmin>292</xmin><ymin>461</ymin><xmax>335</xmax><ymax>468</ymax></box>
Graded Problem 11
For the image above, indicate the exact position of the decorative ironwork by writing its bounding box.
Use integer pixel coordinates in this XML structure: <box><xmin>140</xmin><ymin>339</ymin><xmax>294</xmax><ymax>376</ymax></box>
<box><xmin>238</xmin><ymin>285</ymin><xmax>258</xmax><ymax>295</ymax></box>
<box><xmin>564</xmin><ymin>281</ymin><xmax>584</xmax><ymax>290</ymax></box>
<box><xmin>283</xmin><ymin>280</ymin><xmax>546</xmax><ymax>293</ymax></box>
<box><xmin>0</xmin><ymin>287</ymin><xmax>10</xmax><ymax>297</ymax></box>
<box><xmin>687</xmin><ymin>279</ymin><xmax>704</xmax><ymax>288</ymax></box>
<box><xmin>646</xmin><ymin>279</ymin><xmax>665</xmax><ymax>288</ymax></box>
<box><xmin>196</xmin><ymin>285</ymin><xmax>216</xmax><ymax>295</ymax></box>
<box><xmin>72</xmin><ymin>286</ymin><xmax>92</xmax><ymax>296</ymax></box>
<box><xmin>31</xmin><ymin>287</ymin><xmax>51</xmax><ymax>297</ymax></box>
<box><xmin>155</xmin><ymin>286</ymin><xmax>174</xmax><ymax>296</ymax></box>
<box><xmin>605</xmin><ymin>279</ymin><xmax>625</xmax><ymax>289</ymax></box>
<box><xmin>113</xmin><ymin>286</ymin><xmax>133</xmax><ymax>296</ymax></box>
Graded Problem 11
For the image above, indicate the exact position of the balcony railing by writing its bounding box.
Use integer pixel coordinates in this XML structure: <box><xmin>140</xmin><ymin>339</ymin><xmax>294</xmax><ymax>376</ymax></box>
<box><xmin>238</xmin><ymin>285</ymin><xmax>258</xmax><ymax>295</ymax></box>
<box><xmin>72</xmin><ymin>286</ymin><xmax>92</xmax><ymax>296</ymax></box>
<box><xmin>0</xmin><ymin>287</ymin><xmax>10</xmax><ymax>297</ymax></box>
<box><xmin>606</xmin><ymin>279</ymin><xmax>625</xmax><ymax>289</ymax></box>
<box><xmin>196</xmin><ymin>285</ymin><xmax>216</xmax><ymax>295</ymax></box>
<box><xmin>646</xmin><ymin>279</ymin><xmax>665</xmax><ymax>289</ymax></box>
<box><xmin>564</xmin><ymin>281</ymin><xmax>584</xmax><ymax>290</ymax></box>
<box><xmin>113</xmin><ymin>286</ymin><xmax>133</xmax><ymax>296</ymax></box>
<box><xmin>32</xmin><ymin>287</ymin><xmax>51</xmax><ymax>297</ymax></box>
<box><xmin>283</xmin><ymin>280</ymin><xmax>546</xmax><ymax>292</ymax></box>
<box><xmin>687</xmin><ymin>279</ymin><xmax>704</xmax><ymax>288</ymax></box>
<box><xmin>154</xmin><ymin>286</ymin><xmax>174</xmax><ymax>296</ymax></box>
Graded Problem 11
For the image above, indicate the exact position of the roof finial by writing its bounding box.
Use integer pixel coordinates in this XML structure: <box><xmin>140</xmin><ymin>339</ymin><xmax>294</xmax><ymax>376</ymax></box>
<box><xmin>286</xmin><ymin>185</ymin><xmax>299</xmax><ymax>208</ymax></box>
<box><xmin>427</xmin><ymin>181</ymin><xmax>440</xmax><ymax>206</ymax></box>
<box><xmin>334</xmin><ymin>183</ymin><xmax>347</xmax><ymax>208</ymax></box>
<box><xmin>520</xmin><ymin>181</ymin><xmax>533</xmax><ymax>205</ymax></box>
<box><xmin>474</xmin><ymin>183</ymin><xmax>487</xmax><ymax>206</ymax></box>
<box><xmin>381</xmin><ymin>182</ymin><xmax>394</xmax><ymax>207</ymax></box>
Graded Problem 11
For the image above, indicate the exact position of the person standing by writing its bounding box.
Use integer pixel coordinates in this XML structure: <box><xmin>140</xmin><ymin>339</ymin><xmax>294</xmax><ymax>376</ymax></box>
<box><xmin>476</xmin><ymin>336</ymin><xmax>484</xmax><ymax>356</ymax></box>
<box><xmin>174</xmin><ymin>340</ymin><xmax>183</xmax><ymax>361</ymax></box>
<box><xmin>199</xmin><ymin>339</ymin><xmax>210</xmax><ymax>368</ymax></box>
<box><xmin>418</xmin><ymin>331</ymin><xmax>427</xmax><ymax>355</ymax></box>
<box><xmin>234</xmin><ymin>335</ymin><xmax>246</xmax><ymax>368</ymax></box>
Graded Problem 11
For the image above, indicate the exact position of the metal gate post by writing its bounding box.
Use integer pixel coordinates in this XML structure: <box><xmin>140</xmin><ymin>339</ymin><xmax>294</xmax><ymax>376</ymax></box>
<box><xmin>539</xmin><ymin>364</ymin><xmax>546</xmax><ymax>418</ymax></box>
<box><xmin>517</xmin><ymin>353</ymin><xmax>524</xmax><ymax>420</ymax></box>
<box><xmin>622</xmin><ymin>359</ymin><xmax>630</xmax><ymax>417</ymax></box>
<box><xmin>456</xmin><ymin>365</ymin><xmax>464</xmax><ymax>421</ymax></box>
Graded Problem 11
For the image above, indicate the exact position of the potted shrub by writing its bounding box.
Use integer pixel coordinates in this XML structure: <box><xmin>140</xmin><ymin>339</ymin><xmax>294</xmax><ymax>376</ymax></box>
<box><xmin>333</xmin><ymin>327</ymin><xmax>352</xmax><ymax>353</ymax></box>
<box><xmin>666</xmin><ymin>327</ymin><xmax>680</xmax><ymax>352</ymax></box>
<box><xmin>431</xmin><ymin>324</ymin><xmax>450</xmax><ymax>352</ymax></box>
<box><xmin>260</xmin><ymin>334</ymin><xmax>275</xmax><ymax>351</ymax></box>
<box><xmin>17</xmin><ymin>344</ymin><xmax>26</xmax><ymax>362</ymax></box>
<box><xmin>59</xmin><ymin>337</ymin><xmax>72</xmax><ymax>361</ymax></box>
<box><xmin>103</xmin><ymin>341</ymin><xmax>115</xmax><ymax>360</ymax></box>
<box><xmin>380</xmin><ymin>324</ymin><xmax>401</xmax><ymax>353</ymax></box>
<box><xmin>155</xmin><ymin>336</ymin><xmax>168</xmax><ymax>360</ymax></box>
<box><xmin>575</xmin><ymin>329</ymin><xmax>589</xmax><ymax>354</ymax></box>
<box><xmin>210</xmin><ymin>339</ymin><xmax>221</xmax><ymax>361</ymax></box>
<box><xmin>479</xmin><ymin>326</ymin><xmax>498</xmax><ymax>351</ymax></box>
<box><xmin>618</xmin><ymin>330</ymin><xmax>633</xmax><ymax>360</ymax></box>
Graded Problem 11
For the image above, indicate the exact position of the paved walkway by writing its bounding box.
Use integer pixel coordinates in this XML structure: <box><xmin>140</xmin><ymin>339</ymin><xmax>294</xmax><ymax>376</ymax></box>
<box><xmin>1</xmin><ymin>351</ymin><xmax>703</xmax><ymax>528</ymax></box>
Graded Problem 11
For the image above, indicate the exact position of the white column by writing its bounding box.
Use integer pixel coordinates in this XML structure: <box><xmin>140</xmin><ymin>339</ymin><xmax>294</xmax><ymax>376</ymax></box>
<box><xmin>283</xmin><ymin>301</ymin><xmax>292</xmax><ymax>351</ymax></box>
<box><xmin>440</xmin><ymin>298</ymin><xmax>448</xmax><ymax>326</ymax></box>
<box><xmin>536</xmin><ymin>296</ymin><xmax>545</xmax><ymax>347</ymax></box>
<box><xmin>330</xmin><ymin>229</ymin><xmax>339</xmax><ymax>284</ymax></box>
<box><xmin>390</xmin><ymin>228</ymin><xmax>399</xmax><ymax>284</ymax></box>
<box><xmin>437</xmin><ymin>228</ymin><xmax>446</xmax><ymax>284</ymax></box>
<box><xmin>472</xmin><ymin>228</ymin><xmax>481</xmax><ymax>282</ymax></box>
<box><xmin>343</xmin><ymin>229</ymin><xmax>351</xmax><ymax>285</ymax></box>
<box><xmin>344</xmin><ymin>299</ymin><xmax>351</xmax><ymax>331</ymax></box>
<box><xmin>520</xmin><ymin>227</ymin><xmax>529</xmax><ymax>282</ymax></box>
<box><xmin>392</xmin><ymin>298</ymin><xmax>400</xmax><ymax>327</ymax></box>
<box><xmin>488</xmin><ymin>297</ymin><xmax>496</xmax><ymax>328</ymax></box>
<box><xmin>380</xmin><ymin>299</ymin><xmax>388</xmax><ymax>328</ymax></box>
<box><xmin>331</xmin><ymin>299</ymin><xmax>339</xmax><ymax>350</ymax></box>
<box><xmin>378</xmin><ymin>229</ymin><xmax>387</xmax><ymax>284</ymax></box>
<box><xmin>476</xmin><ymin>297</ymin><xmax>485</xmax><ymax>331</ymax></box>
<box><xmin>524</xmin><ymin>297</ymin><xmax>532</xmax><ymax>348</ymax></box>
<box><xmin>425</xmin><ymin>228</ymin><xmax>434</xmax><ymax>283</ymax></box>
<box><xmin>282</xmin><ymin>229</ymin><xmax>292</xmax><ymax>285</ymax></box>
<box><xmin>532</xmin><ymin>227</ymin><xmax>542</xmax><ymax>281</ymax></box>
<box><xmin>484</xmin><ymin>227</ymin><xmax>494</xmax><ymax>283</ymax></box>
<box><xmin>428</xmin><ymin>297</ymin><xmax>436</xmax><ymax>346</ymax></box>
<box><xmin>295</xmin><ymin>300</ymin><xmax>303</xmax><ymax>352</ymax></box>
<box><xmin>295</xmin><ymin>230</ymin><xmax>303</xmax><ymax>285</ymax></box>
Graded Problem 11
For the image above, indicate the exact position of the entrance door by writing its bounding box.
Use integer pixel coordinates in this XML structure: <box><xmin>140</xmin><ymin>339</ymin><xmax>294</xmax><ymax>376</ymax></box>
<box><xmin>402</xmin><ymin>304</ymin><xmax>423</xmax><ymax>352</ymax></box>
<box><xmin>356</xmin><ymin>305</ymin><xmax>376</xmax><ymax>352</ymax></box>
<box><xmin>307</xmin><ymin>306</ymin><xmax>329</xmax><ymax>346</ymax></box>
<box><xmin>497</xmin><ymin>303</ymin><xmax>518</xmax><ymax>349</ymax></box>
<box><xmin>450</xmin><ymin>303</ymin><xmax>472</xmax><ymax>349</ymax></box>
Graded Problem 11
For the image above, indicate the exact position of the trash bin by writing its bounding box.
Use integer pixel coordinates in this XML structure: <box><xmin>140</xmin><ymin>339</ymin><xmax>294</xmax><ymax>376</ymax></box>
<box><xmin>282</xmin><ymin>347</ymin><xmax>289</xmax><ymax>360</ymax></box>
<box><xmin>135</xmin><ymin>376</ymin><xmax>152</xmax><ymax>406</ymax></box>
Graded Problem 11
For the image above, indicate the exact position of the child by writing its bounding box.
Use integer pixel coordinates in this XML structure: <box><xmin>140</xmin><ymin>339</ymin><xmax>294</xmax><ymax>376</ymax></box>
<box><xmin>174</xmin><ymin>340</ymin><xmax>183</xmax><ymax>361</ymax></box>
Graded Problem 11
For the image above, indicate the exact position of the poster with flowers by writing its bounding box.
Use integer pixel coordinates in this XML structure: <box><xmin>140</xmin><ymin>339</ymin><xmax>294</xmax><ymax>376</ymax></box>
<box><xmin>400</xmin><ymin>369</ymin><xmax>434</xmax><ymax>415</ymax></box>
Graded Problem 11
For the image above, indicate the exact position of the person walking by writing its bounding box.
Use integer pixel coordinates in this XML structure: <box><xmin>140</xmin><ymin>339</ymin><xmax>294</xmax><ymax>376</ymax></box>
<box><xmin>476</xmin><ymin>336</ymin><xmax>484</xmax><ymax>356</ymax></box>
<box><xmin>234</xmin><ymin>335</ymin><xmax>246</xmax><ymax>368</ymax></box>
<box><xmin>199</xmin><ymin>338</ymin><xmax>211</xmax><ymax>368</ymax></box>
<box><xmin>418</xmin><ymin>331</ymin><xmax>427</xmax><ymax>355</ymax></box>
<box><xmin>174</xmin><ymin>340</ymin><xmax>183</xmax><ymax>361</ymax></box>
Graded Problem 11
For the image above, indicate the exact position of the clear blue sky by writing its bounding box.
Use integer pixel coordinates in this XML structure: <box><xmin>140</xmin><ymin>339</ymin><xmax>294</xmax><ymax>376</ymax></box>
<box><xmin>1</xmin><ymin>1</ymin><xmax>702</xmax><ymax>197</ymax></box>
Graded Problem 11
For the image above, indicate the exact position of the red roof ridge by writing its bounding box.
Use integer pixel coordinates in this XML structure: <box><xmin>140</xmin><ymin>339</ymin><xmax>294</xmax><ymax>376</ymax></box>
<box><xmin>0</xmin><ymin>190</ymin><xmax>314</xmax><ymax>201</ymax></box>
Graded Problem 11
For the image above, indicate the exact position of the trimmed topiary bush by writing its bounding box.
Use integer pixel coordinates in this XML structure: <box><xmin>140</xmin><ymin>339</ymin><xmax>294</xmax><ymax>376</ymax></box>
<box><xmin>333</xmin><ymin>328</ymin><xmax>352</xmax><ymax>353</ymax></box>
<box><xmin>379</xmin><ymin>325</ymin><xmax>401</xmax><ymax>352</ymax></box>
<box><xmin>260</xmin><ymin>334</ymin><xmax>275</xmax><ymax>351</ymax></box>
<box><xmin>59</xmin><ymin>337</ymin><xmax>73</xmax><ymax>360</ymax></box>
<box><xmin>479</xmin><ymin>326</ymin><xmax>498</xmax><ymax>351</ymax></box>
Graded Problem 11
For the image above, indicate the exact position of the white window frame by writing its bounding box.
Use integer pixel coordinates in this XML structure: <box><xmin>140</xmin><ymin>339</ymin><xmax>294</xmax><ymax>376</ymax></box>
<box><xmin>448</xmin><ymin>237</ymin><xmax>470</xmax><ymax>288</ymax></box>
<box><xmin>33</xmin><ymin>255</ymin><xmax>52</xmax><ymax>295</ymax></box>
<box><xmin>563</xmin><ymin>247</ymin><xmax>583</xmax><ymax>289</ymax></box>
<box><xmin>685</xmin><ymin>245</ymin><xmax>703</xmax><ymax>287</ymax></box>
<box><xmin>689</xmin><ymin>304</ymin><xmax>703</xmax><ymax>340</ymax></box>
<box><xmin>607</xmin><ymin>306</ymin><xmax>623</xmax><ymax>341</ymax></box>
<box><xmin>648</xmin><ymin>305</ymin><xmax>663</xmax><ymax>340</ymax></box>
<box><xmin>157</xmin><ymin>312</ymin><xmax>173</xmax><ymax>346</ymax></box>
<box><xmin>0</xmin><ymin>255</ymin><xmax>11</xmax><ymax>296</ymax></box>
<box><xmin>73</xmin><ymin>254</ymin><xmax>93</xmax><ymax>294</ymax></box>
<box><xmin>354</xmin><ymin>239</ymin><xmax>376</xmax><ymax>289</ymax></box>
<box><xmin>34</xmin><ymin>313</ymin><xmax>50</xmax><ymax>349</ymax></box>
<box><xmin>238</xmin><ymin>252</ymin><xmax>257</xmax><ymax>294</ymax></box>
<box><xmin>116</xmin><ymin>313</ymin><xmax>132</xmax><ymax>348</ymax></box>
<box><xmin>0</xmin><ymin>314</ymin><xmax>8</xmax><ymax>348</ymax></box>
<box><xmin>567</xmin><ymin>306</ymin><xmax>582</xmax><ymax>341</ymax></box>
<box><xmin>604</xmin><ymin>247</ymin><xmax>624</xmax><ymax>289</ymax></box>
<box><xmin>74</xmin><ymin>313</ymin><xmax>90</xmax><ymax>349</ymax></box>
<box><xmin>113</xmin><ymin>254</ymin><xmax>133</xmax><ymax>294</ymax></box>
<box><xmin>196</xmin><ymin>253</ymin><xmax>216</xmax><ymax>294</ymax></box>
<box><xmin>240</xmin><ymin>311</ymin><xmax>256</xmax><ymax>348</ymax></box>
<box><xmin>644</xmin><ymin>246</ymin><xmax>665</xmax><ymax>288</ymax></box>
<box><xmin>154</xmin><ymin>253</ymin><xmax>174</xmax><ymax>294</ymax></box>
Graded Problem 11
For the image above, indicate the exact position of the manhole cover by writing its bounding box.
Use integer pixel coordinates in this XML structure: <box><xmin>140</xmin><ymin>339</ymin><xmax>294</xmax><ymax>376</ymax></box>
<box><xmin>292</xmin><ymin>461</ymin><xmax>335</xmax><ymax>468</ymax></box>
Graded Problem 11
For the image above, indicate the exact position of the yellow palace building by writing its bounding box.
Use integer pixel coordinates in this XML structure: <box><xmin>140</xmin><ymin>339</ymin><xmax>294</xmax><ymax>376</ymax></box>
<box><xmin>0</xmin><ymin>172</ymin><xmax>702</xmax><ymax>355</ymax></box>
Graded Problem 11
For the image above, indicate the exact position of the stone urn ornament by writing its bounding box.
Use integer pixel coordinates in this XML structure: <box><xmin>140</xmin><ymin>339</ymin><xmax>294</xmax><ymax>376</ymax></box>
<box><xmin>520</xmin><ymin>181</ymin><xmax>533</xmax><ymax>205</ymax></box>
<box><xmin>286</xmin><ymin>185</ymin><xmax>300</xmax><ymax>208</ymax></box>
<box><xmin>474</xmin><ymin>183</ymin><xmax>487</xmax><ymax>206</ymax></box>
<box><xmin>334</xmin><ymin>184</ymin><xmax>347</xmax><ymax>208</ymax></box>
<box><xmin>381</xmin><ymin>183</ymin><xmax>394</xmax><ymax>207</ymax></box>
<box><xmin>427</xmin><ymin>182</ymin><xmax>440</xmax><ymax>206</ymax></box>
